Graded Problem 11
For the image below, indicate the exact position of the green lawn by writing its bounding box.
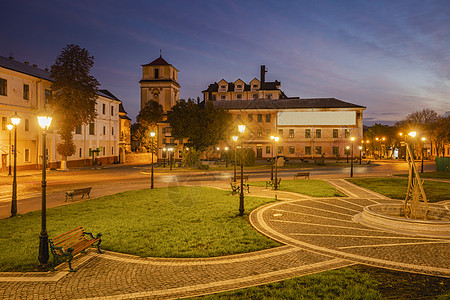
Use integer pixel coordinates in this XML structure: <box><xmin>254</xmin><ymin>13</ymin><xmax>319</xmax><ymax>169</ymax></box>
<box><xmin>0</xmin><ymin>186</ymin><xmax>279</xmax><ymax>271</ymax></box>
<box><xmin>395</xmin><ymin>171</ymin><xmax>450</xmax><ymax>179</ymax></box>
<box><xmin>251</xmin><ymin>179</ymin><xmax>345</xmax><ymax>197</ymax></box>
<box><xmin>191</xmin><ymin>265</ymin><xmax>450</xmax><ymax>299</ymax></box>
<box><xmin>347</xmin><ymin>178</ymin><xmax>450</xmax><ymax>202</ymax></box>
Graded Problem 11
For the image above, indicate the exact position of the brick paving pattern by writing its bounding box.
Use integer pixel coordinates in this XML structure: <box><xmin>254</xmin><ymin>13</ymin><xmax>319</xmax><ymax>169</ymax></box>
<box><xmin>0</xmin><ymin>181</ymin><xmax>449</xmax><ymax>299</ymax></box>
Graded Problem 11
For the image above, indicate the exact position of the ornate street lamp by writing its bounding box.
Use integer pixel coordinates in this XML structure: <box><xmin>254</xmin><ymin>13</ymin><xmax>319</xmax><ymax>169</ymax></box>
<box><xmin>238</xmin><ymin>125</ymin><xmax>246</xmax><ymax>216</ymax></box>
<box><xmin>7</xmin><ymin>124</ymin><xmax>13</xmax><ymax>176</ymax></box>
<box><xmin>224</xmin><ymin>147</ymin><xmax>229</xmax><ymax>168</ymax></box>
<box><xmin>37</xmin><ymin>113</ymin><xmax>52</xmax><ymax>268</ymax></box>
<box><xmin>358</xmin><ymin>146</ymin><xmax>363</xmax><ymax>165</ymax></box>
<box><xmin>162</xmin><ymin>148</ymin><xmax>167</xmax><ymax>168</ymax></box>
<box><xmin>168</xmin><ymin>148</ymin><xmax>173</xmax><ymax>171</ymax></box>
<box><xmin>408</xmin><ymin>131</ymin><xmax>416</xmax><ymax>159</ymax></box>
<box><xmin>10</xmin><ymin>112</ymin><xmax>20</xmax><ymax>217</ymax></box>
<box><xmin>421</xmin><ymin>137</ymin><xmax>426</xmax><ymax>173</ymax></box>
<box><xmin>270</xmin><ymin>135</ymin><xmax>275</xmax><ymax>180</ymax></box>
<box><xmin>350</xmin><ymin>137</ymin><xmax>355</xmax><ymax>177</ymax></box>
<box><xmin>273</xmin><ymin>136</ymin><xmax>280</xmax><ymax>190</ymax></box>
<box><xmin>150</xmin><ymin>131</ymin><xmax>156</xmax><ymax>189</ymax></box>
<box><xmin>232</xmin><ymin>136</ymin><xmax>238</xmax><ymax>182</ymax></box>
<box><xmin>346</xmin><ymin>146</ymin><xmax>350</xmax><ymax>163</ymax></box>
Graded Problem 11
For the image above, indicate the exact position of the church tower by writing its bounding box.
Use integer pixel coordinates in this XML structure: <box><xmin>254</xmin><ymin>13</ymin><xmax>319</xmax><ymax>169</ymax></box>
<box><xmin>140</xmin><ymin>55</ymin><xmax>180</xmax><ymax>113</ymax></box>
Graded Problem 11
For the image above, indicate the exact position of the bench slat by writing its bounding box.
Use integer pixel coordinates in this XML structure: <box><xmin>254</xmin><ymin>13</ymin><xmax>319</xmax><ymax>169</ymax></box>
<box><xmin>51</xmin><ymin>226</ymin><xmax>84</xmax><ymax>241</ymax></box>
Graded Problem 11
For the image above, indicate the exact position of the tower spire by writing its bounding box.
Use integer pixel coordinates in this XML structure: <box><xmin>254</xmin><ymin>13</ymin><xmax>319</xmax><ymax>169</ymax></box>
<box><xmin>160</xmin><ymin>49</ymin><xmax>162</xmax><ymax>57</ymax></box>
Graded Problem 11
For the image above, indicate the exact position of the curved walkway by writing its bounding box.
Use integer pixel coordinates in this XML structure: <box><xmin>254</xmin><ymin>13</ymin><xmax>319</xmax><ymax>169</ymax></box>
<box><xmin>0</xmin><ymin>181</ymin><xmax>449</xmax><ymax>299</ymax></box>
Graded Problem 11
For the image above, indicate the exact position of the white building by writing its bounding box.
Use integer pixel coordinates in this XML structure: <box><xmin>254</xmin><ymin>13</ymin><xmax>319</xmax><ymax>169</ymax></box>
<box><xmin>0</xmin><ymin>55</ymin><xmax>123</xmax><ymax>170</ymax></box>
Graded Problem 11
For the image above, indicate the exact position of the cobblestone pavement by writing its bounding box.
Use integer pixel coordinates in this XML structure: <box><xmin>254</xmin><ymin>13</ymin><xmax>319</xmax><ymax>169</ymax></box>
<box><xmin>0</xmin><ymin>180</ymin><xmax>449</xmax><ymax>299</ymax></box>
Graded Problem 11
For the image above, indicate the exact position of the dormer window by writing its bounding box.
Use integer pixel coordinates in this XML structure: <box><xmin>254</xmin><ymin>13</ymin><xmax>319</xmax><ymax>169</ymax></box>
<box><xmin>252</xmin><ymin>84</ymin><xmax>258</xmax><ymax>89</ymax></box>
<box><xmin>237</xmin><ymin>94</ymin><xmax>242</xmax><ymax>100</ymax></box>
<box><xmin>221</xmin><ymin>95</ymin><xmax>226</xmax><ymax>100</ymax></box>
<box><xmin>236</xmin><ymin>84</ymin><xmax>242</xmax><ymax>89</ymax></box>
<box><xmin>220</xmin><ymin>85</ymin><xmax>226</xmax><ymax>89</ymax></box>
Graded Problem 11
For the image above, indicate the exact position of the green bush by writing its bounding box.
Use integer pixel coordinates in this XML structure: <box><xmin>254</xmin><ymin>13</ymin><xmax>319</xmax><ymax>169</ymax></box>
<box><xmin>197</xmin><ymin>163</ymin><xmax>209</xmax><ymax>170</ymax></box>
<box><xmin>182</xmin><ymin>149</ymin><xmax>201</xmax><ymax>167</ymax></box>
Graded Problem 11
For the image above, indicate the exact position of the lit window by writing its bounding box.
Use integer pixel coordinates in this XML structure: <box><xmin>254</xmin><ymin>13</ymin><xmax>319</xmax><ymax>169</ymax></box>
<box><xmin>315</xmin><ymin>146</ymin><xmax>322</xmax><ymax>154</ymax></box>
<box><xmin>266</xmin><ymin>146</ymin><xmax>270</xmax><ymax>154</ymax></box>
<box><xmin>257</xmin><ymin>130</ymin><xmax>262</xmax><ymax>138</ymax></box>
<box><xmin>289</xmin><ymin>129</ymin><xmax>294</xmax><ymax>138</ymax></box>
<box><xmin>277</xmin><ymin>146</ymin><xmax>284</xmax><ymax>154</ymax></box>
<box><xmin>289</xmin><ymin>146</ymin><xmax>295</xmax><ymax>154</ymax></box>
<box><xmin>345</xmin><ymin>129</ymin><xmax>350</xmax><ymax>138</ymax></box>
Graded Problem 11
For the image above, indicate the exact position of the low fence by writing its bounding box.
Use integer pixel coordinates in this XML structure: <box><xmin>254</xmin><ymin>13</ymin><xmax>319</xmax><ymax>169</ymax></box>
<box><xmin>436</xmin><ymin>156</ymin><xmax>450</xmax><ymax>172</ymax></box>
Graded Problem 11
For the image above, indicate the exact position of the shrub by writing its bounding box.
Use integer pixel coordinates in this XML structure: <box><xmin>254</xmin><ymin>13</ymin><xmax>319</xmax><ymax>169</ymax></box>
<box><xmin>182</xmin><ymin>149</ymin><xmax>201</xmax><ymax>167</ymax></box>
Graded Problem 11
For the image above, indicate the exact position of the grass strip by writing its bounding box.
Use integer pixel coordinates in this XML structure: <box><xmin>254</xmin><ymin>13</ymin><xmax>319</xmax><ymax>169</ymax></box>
<box><xmin>251</xmin><ymin>179</ymin><xmax>345</xmax><ymax>197</ymax></box>
<box><xmin>0</xmin><ymin>186</ymin><xmax>279</xmax><ymax>272</ymax></box>
<box><xmin>347</xmin><ymin>178</ymin><xmax>450</xmax><ymax>202</ymax></box>
<box><xmin>190</xmin><ymin>265</ymin><xmax>450</xmax><ymax>299</ymax></box>
<box><xmin>394</xmin><ymin>171</ymin><xmax>450</xmax><ymax>179</ymax></box>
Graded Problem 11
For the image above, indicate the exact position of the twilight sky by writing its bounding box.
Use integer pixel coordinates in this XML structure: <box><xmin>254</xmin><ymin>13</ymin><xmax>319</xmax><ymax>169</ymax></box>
<box><xmin>1</xmin><ymin>0</ymin><xmax>449</xmax><ymax>125</ymax></box>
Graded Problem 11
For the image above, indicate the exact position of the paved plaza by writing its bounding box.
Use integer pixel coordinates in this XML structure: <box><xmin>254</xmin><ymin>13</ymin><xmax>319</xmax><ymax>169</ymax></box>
<box><xmin>0</xmin><ymin>177</ymin><xmax>449</xmax><ymax>299</ymax></box>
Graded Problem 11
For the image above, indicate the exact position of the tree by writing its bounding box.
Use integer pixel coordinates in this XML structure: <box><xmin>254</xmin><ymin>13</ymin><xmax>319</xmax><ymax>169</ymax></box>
<box><xmin>167</xmin><ymin>99</ymin><xmax>233</xmax><ymax>150</ymax></box>
<box><xmin>51</xmin><ymin>44</ymin><xmax>99</xmax><ymax>166</ymax></box>
<box><xmin>135</xmin><ymin>100</ymin><xmax>164</xmax><ymax>153</ymax></box>
<box><xmin>137</xmin><ymin>100</ymin><xmax>164</xmax><ymax>128</ymax></box>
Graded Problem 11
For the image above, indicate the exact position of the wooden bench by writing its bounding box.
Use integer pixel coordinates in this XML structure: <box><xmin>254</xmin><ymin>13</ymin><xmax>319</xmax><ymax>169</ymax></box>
<box><xmin>230</xmin><ymin>182</ymin><xmax>250</xmax><ymax>195</ymax></box>
<box><xmin>266</xmin><ymin>178</ymin><xmax>282</xmax><ymax>188</ymax></box>
<box><xmin>65</xmin><ymin>187</ymin><xmax>92</xmax><ymax>202</ymax></box>
<box><xmin>230</xmin><ymin>175</ymin><xmax>249</xmax><ymax>182</ymax></box>
<box><xmin>49</xmin><ymin>226</ymin><xmax>102</xmax><ymax>271</ymax></box>
<box><xmin>294</xmin><ymin>172</ymin><xmax>310</xmax><ymax>179</ymax></box>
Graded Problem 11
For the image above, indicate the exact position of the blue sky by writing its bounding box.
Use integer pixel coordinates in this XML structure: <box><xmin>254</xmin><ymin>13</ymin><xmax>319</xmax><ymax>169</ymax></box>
<box><xmin>1</xmin><ymin>0</ymin><xmax>449</xmax><ymax>124</ymax></box>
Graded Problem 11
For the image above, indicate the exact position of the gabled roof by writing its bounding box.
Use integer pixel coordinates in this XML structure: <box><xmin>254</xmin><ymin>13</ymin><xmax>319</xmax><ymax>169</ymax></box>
<box><xmin>0</xmin><ymin>56</ymin><xmax>52</xmax><ymax>81</ymax></box>
<box><xmin>98</xmin><ymin>89</ymin><xmax>121</xmax><ymax>102</ymax></box>
<box><xmin>212</xmin><ymin>98</ymin><xmax>366</xmax><ymax>110</ymax></box>
<box><xmin>143</xmin><ymin>56</ymin><xmax>170</xmax><ymax>66</ymax></box>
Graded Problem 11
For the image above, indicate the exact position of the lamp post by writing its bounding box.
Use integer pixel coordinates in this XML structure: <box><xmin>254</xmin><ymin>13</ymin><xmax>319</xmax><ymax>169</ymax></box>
<box><xmin>273</xmin><ymin>136</ymin><xmax>280</xmax><ymax>190</ymax></box>
<box><xmin>375</xmin><ymin>137</ymin><xmax>379</xmax><ymax>159</ymax></box>
<box><xmin>270</xmin><ymin>136</ymin><xmax>275</xmax><ymax>180</ymax></box>
<box><xmin>421</xmin><ymin>137</ymin><xmax>425</xmax><ymax>173</ymax></box>
<box><xmin>238</xmin><ymin>125</ymin><xmax>246</xmax><ymax>216</ymax></box>
<box><xmin>350</xmin><ymin>137</ymin><xmax>355</xmax><ymax>177</ymax></box>
<box><xmin>10</xmin><ymin>112</ymin><xmax>20</xmax><ymax>217</ymax></box>
<box><xmin>408</xmin><ymin>131</ymin><xmax>416</xmax><ymax>159</ymax></box>
<box><xmin>37</xmin><ymin>114</ymin><xmax>52</xmax><ymax>268</ymax></box>
<box><xmin>232</xmin><ymin>136</ymin><xmax>238</xmax><ymax>182</ymax></box>
<box><xmin>382</xmin><ymin>137</ymin><xmax>386</xmax><ymax>158</ymax></box>
<box><xmin>150</xmin><ymin>131</ymin><xmax>156</xmax><ymax>189</ymax></box>
<box><xmin>168</xmin><ymin>148</ymin><xmax>173</xmax><ymax>171</ymax></box>
<box><xmin>162</xmin><ymin>148</ymin><xmax>166</xmax><ymax>168</ymax></box>
<box><xmin>224</xmin><ymin>147</ymin><xmax>229</xmax><ymax>168</ymax></box>
<box><xmin>7</xmin><ymin>124</ymin><xmax>13</xmax><ymax>175</ymax></box>
<box><xmin>346</xmin><ymin>146</ymin><xmax>350</xmax><ymax>163</ymax></box>
<box><xmin>358</xmin><ymin>146</ymin><xmax>362</xmax><ymax>165</ymax></box>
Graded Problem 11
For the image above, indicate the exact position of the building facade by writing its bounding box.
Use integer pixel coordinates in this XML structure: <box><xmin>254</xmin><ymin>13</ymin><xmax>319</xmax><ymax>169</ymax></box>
<box><xmin>139</xmin><ymin>56</ymin><xmax>182</xmax><ymax>158</ymax></box>
<box><xmin>204</xmin><ymin>66</ymin><xmax>366</xmax><ymax>160</ymax></box>
<box><xmin>0</xmin><ymin>55</ymin><xmax>130</xmax><ymax>169</ymax></box>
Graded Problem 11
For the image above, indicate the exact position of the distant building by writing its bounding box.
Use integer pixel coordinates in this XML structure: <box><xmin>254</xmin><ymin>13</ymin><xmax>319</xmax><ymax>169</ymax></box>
<box><xmin>203</xmin><ymin>66</ymin><xmax>366</xmax><ymax>159</ymax></box>
<box><xmin>0</xmin><ymin>55</ymin><xmax>130</xmax><ymax>169</ymax></box>
<box><xmin>139</xmin><ymin>55</ymin><xmax>182</xmax><ymax>158</ymax></box>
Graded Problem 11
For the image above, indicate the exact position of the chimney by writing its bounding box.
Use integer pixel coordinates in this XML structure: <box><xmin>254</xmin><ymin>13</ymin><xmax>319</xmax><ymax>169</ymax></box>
<box><xmin>24</xmin><ymin>61</ymin><xmax>29</xmax><ymax>65</ymax></box>
<box><xmin>33</xmin><ymin>64</ymin><xmax>37</xmax><ymax>68</ymax></box>
<box><xmin>260</xmin><ymin>65</ymin><xmax>266</xmax><ymax>84</ymax></box>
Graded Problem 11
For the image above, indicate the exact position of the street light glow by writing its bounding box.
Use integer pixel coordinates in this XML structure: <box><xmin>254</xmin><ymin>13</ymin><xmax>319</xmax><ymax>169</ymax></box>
<box><xmin>11</xmin><ymin>112</ymin><xmax>21</xmax><ymax>126</ymax></box>
<box><xmin>37</xmin><ymin>116</ymin><xmax>52</xmax><ymax>130</ymax></box>
<box><xmin>408</xmin><ymin>131</ymin><xmax>416</xmax><ymax>138</ymax></box>
<box><xmin>350</xmin><ymin>137</ymin><xmax>355</xmax><ymax>141</ymax></box>
<box><xmin>274</xmin><ymin>136</ymin><xmax>279</xmax><ymax>142</ymax></box>
<box><xmin>232</xmin><ymin>136</ymin><xmax>238</xmax><ymax>142</ymax></box>
<box><xmin>238</xmin><ymin>124</ymin><xmax>246</xmax><ymax>133</ymax></box>
<box><xmin>149</xmin><ymin>131</ymin><xmax>156</xmax><ymax>137</ymax></box>
<box><xmin>6</xmin><ymin>124</ymin><xmax>13</xmax><ymax>131</ymax></box>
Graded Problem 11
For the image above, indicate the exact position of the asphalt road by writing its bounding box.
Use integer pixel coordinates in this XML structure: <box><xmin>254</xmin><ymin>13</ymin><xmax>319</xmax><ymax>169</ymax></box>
<box><xmin>0</xmin><ymin>160</ymin><xmax>436</xmax><ymax>219</ymax></box>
